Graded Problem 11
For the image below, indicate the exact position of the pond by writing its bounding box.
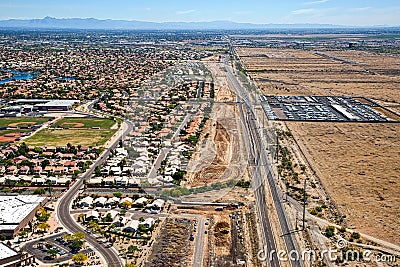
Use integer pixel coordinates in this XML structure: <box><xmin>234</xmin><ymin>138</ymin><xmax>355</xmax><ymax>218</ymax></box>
<box><xmin>0</xmin><ymin>69</ymin><xmax>38</xmax><ymax>84</ymax></box>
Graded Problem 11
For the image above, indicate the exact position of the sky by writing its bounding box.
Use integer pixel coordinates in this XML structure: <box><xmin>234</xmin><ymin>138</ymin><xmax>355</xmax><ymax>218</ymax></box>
<box><xmin>0</xmin><ymin>0</ymin><xmax>399</xmax><ymax>26</ymax></box>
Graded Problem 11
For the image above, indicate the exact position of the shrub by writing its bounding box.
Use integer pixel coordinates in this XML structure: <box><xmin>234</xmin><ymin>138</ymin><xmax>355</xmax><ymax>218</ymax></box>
<box><xmin>325</xmin><ymin>226</ymin><xmax>335</xmax><ymax>238</ymax></box>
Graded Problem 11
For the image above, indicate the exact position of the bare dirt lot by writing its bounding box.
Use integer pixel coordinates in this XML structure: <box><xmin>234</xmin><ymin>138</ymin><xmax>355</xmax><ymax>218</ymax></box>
<box><xmin>285</xmin><ymin>121</ymin><xmax>400</xmax><ymax>246</ymax></box>
<box><xmin>185</xmin><ymin>62</ymin><xmax>248</xmax><ymax>187</ymax></box>
<box><xmin>237</xmin><ymin>48</ymin><xmax>400</xmax><ymax>106</ymax></box>
<box><xmin>146</xmin><ymin>217</ymin><xmax>194</xmax><ymax>267</ymax></box>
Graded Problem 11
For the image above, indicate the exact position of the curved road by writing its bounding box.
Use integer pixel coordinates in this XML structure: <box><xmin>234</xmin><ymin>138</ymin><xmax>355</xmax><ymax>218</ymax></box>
<box><xmin>57</xmin><ymin>120</ymin><xmax>133</xmax><ymax>267</ymax></box>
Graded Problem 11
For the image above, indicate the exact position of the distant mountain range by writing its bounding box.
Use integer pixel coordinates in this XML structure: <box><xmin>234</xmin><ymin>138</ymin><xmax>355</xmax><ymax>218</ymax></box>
<box><xmin>0</xmin><ymin>17</ymin><xmax>390</xmax><ymax>30</ymax></box>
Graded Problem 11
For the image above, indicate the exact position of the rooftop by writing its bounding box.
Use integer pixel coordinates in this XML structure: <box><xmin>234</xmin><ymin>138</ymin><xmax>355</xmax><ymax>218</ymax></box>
<box><xmin>0</xmin><ymin>195</ymin><xmax>46</xmax><ymax>227</ymax></box>
<box><xmin>0</xmin><ymin>242</ymin><xmax>18</xmax><ymax>260</ymax></box>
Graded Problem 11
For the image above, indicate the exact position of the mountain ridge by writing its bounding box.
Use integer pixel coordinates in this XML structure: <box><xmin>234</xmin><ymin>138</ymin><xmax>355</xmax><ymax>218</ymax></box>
<box><xmin>1</xmin><ymin>17</ymin><xmax>396</xmax><ymax>30</ymax></box>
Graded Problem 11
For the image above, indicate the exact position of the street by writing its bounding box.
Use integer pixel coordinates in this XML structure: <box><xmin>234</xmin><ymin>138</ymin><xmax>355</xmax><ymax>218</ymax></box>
<box><xmin>56</xmin><ymin>120</ymin><xmax>133</xmax><ymax>267</ymax></box>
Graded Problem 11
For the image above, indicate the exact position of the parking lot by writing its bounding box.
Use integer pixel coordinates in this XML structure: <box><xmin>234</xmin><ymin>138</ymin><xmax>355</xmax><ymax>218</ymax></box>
<box><xmin>23</xmin><ymin>232</ymin><xmax>93</xmax><ymax>263</ymax></box>
<box><xmin>261</xmin><ymin>95</ymin><xmax>395</xmax><ymax>122</ymax></box>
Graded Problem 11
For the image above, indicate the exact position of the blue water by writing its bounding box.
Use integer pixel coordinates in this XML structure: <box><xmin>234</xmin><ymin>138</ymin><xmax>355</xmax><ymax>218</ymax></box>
<box><xmin>55</xmin><ymin>77</ymin><xmax>76</xmax><ymax>81</ymax></box>
<box><xmin>0</xmin><ymin>69</ymin><xmax>38</xmax><ymax>84</ymax></box>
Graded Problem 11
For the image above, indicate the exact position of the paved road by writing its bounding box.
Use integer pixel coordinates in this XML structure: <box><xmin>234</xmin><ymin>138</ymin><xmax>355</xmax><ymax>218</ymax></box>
<box><xmin>57</xmin><ymin>120</ymin><xmax>133</xmax><ymax>267</ymax></box>
<box><xmin>147</xmin><ymin>113</ymin><xmax>192</xmax><ymax>179</ymax></box>
<box><xmin>223</xmin><ymin>54</ymin><xmax>303</xmax><ymax>267</ymax></box>
<box><xmin>193</xmin><ymin>216</ymin><xmax>206</xmax><ymax>267</ymax></box>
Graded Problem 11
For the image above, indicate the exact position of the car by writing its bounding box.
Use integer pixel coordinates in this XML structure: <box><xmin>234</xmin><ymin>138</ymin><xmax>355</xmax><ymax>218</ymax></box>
<box><xmin>189</xmin><ymin>234</ymin><xmax>194</xmax><ymax>241</ymax></box>
<box><xmin>205</xmin><ymin>230</ymin><xmax>208</xmax><ymax>234</ymax></box>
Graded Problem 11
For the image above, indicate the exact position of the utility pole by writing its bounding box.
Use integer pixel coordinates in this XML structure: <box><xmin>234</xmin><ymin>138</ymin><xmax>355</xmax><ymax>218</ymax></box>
<box><xmin>276</xmin><ymin>134</ymin><xmax>279</xmax><ymax>164</ymax></box>
<box><xmin>303</xmin><ymin>178</ymin><xmax>307</xmax><ymax>231</ymax></box>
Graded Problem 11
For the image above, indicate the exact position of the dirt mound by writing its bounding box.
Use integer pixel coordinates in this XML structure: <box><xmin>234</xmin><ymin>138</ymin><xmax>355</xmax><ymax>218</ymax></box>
<box><xmin>191</xmin><ymin>121</ymin><xmax>231</xmax><ymax>184</ymax></box>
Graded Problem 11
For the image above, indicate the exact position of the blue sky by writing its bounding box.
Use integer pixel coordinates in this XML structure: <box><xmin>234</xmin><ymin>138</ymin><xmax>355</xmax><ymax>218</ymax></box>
<box><xmin>0</xmin><ymin>0</ymin><xmax>399</xmax><ymax>26</ymax></box>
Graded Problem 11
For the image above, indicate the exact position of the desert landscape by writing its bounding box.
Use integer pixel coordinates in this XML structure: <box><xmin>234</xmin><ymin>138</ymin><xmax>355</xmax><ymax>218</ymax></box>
<box><xmin>237</xmin><ymin>46</ymin><xmax>400</xmax><ymax>247</ymax></box>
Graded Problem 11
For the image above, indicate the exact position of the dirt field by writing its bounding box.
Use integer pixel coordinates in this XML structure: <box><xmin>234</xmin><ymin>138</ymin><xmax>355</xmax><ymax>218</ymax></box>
<box><xmin>146</xmin><ymin>217</ymin><xmax>194</xmax><ymax>267</ymax></box>
<box><xmin>285</xmin><ymin>121</ymin><xmax>400</xmax><ymax>246</ymax></box>
<box><xmin>0</xmin><ymin>131</ymin><xmax>23</xmax><ymax>143</ymax></box>
<box><xmin>185</xmin><ymin>62</ymin><xmax>248</xmax><ymax>187</ymax></box>
<box><xmin>237</xmin><ymin>48</ymin><xmax>400</xmax><ymax>106</ymax></box>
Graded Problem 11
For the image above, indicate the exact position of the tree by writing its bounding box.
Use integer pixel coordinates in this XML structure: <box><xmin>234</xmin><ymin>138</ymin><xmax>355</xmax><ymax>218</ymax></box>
<box><xmin>63</xmin><ymin>234</ymin><xmax>74</xmax><ymax>242</ymax></box>
<box><xmin>87</xmin><ymin>220</ymin><xmax>100</xmax><ymax>231</ymax></box>
<box><xmin>118</xmin><ymin>158</ymin><xmax>127</xmax><ymax>170</ymax></box>
<box><xmin>18</xmin><ymin>229</ymin><xmax>29</xmax><ymax>238</ymax></box>
<box><xmin>34</xmin><ymin>188</ymin><xmax>46</xmax><ymax>195</ymax></box>
<box><xmin>41</xmin><ymin>159</ymin><xmax>50</xmax><ymax>169</ymax></box>
<box><xmin>325</xmin><ymin>225</ymin><xmax>336</xmax><ymax>238</ymax></box>
<box><xmin>37</xmin><ymin>222</ymin><xmax>50</xmax><ymax>232</ymax></box>
<box><xmin>72</xmin><ymin>253</ymin><xmax>88</xmax><ymax>265</ymax></box>
<box><xmin>72</xmin><ymin>240</ymin><xmax>84</xmax><ymax>250</ymax></box>
<box><xmin>94</xmin><ymin>166</ymin><xmax>102</xmax><ymax>177</ymax></box>
<box><xmin>47</xmin><ymin>248</ymin><xmax>58</xmax><ymax>259</ymax></box>
<box><xmin>122</xmin><ymin>200</ymin><xmax>132</xmax><ymax>209</ymax></box>
<box><xmin>78</xmin><ymin>213</ymin><xmax>86</xmax><ymax>223</ymax></box>
<box><xmin>74</xmin><ymin>232</ymin><xmax>85</xmax><ymax>241</ymax></box>
<box><xmin>113</xmin><ymin>192</ymin><xmax>122</xmax><ymax>198</ymax></box>
<box><xmin>127</xmin><ymin>245</ymin><xmax>138</xmax><ymax>253</ymax></box>
<box><xmin>36</xmin><ymin>207</ymin><xmax>50</xmax><ymax>222</ymax></box>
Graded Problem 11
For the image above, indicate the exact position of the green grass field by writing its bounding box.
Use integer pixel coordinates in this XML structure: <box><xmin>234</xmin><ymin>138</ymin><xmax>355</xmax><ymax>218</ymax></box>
<box><xmin>53</xmin><ymin>117</ymin><xmax>116</xmax><ymax>129</ymax></box>
<box><xmin>0</xmin><ymin>117</ymin><xmax>49</xmax><ymax>128</ymax></box>
<box><xmin>24</xmin><ymin>128</ymin><xmax>117</xmax><ymax>147</ymax></box>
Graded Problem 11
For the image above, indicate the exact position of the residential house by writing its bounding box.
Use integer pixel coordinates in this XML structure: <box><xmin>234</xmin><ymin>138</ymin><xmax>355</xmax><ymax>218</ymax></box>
<box><xmin>79</xmin><ymin>196</ymin><xmax>94</xmax><ymax>208</ymax></box>
<box><xmin>86</xmin><ymin>210</ymin><xmax>99</xmax><ymax>221</ymax></box>
<box><xmin>122</xmin><ymin>220</ymin><xmax>139</xmax><ymax>233</ymax></box>
<box><xmin>147</xmin><ymin>199</ymin><xmax>165</xmax><ymax>210</ymax></box>
<box><xmin>94</xmin><ymin>197</ymin><xmax>107</xmax><ymax>207</ymax></box>
<box><xmin>143</xmin><ymin>218</ymin><xmax>155</xmax><ymax>229</ymax></box>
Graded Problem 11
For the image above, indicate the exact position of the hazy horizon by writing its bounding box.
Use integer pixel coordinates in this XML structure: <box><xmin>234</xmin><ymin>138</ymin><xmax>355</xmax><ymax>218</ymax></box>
<box><xmin>1</xmin><ymin>0</ymin><xmax>400</xmax><ymax>27</ymax></box>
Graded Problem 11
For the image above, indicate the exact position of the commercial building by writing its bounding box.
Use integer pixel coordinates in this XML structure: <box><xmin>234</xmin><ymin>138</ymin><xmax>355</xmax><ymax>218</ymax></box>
<box><xmin>7</xmin><ymin>99</ymin><xmax>80</xmax><ymax>112</ymax></box>
<box><xmin>0</xmin><ymin>242</ymin><xmax>35</xmax><ymax>267</ymax></box>
<box><xmin>0</xmin><ymin>195</ymin><xmax>46</xmax><ymax>238</ymax></box>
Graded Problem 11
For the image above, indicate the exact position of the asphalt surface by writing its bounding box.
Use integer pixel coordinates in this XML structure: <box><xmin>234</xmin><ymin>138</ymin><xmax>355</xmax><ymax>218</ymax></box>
<box><xmin>57</xmin><ymin>120</ymin><xmax>133</xmax><ymax>267</ymax></box>
<box><xmin>193</xmin><ymin>216</ymin><xmax>206</xmax><ymax>267</ymax></box>
<box><xmin>223</xmin><ymin>54</ymin><xmax>303</xmax><ymax>267</ymax></box>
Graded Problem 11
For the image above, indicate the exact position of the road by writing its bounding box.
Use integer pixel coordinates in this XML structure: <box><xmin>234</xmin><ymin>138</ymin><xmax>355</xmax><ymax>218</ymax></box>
<box><xmin>223</xmin><ymin>54</ymin><xmax>303</xmax><ymax>267</ymax></box>
<box><xmin>56</xmin><ymin>120</ymin><xmax>133</xmax><ymax>267</ymax></box>
<box><xmin>193</xmin><ymin>216</ymin><xmax>206</xmax><ymax>267</ymax></box>
<box><xmin>147</xmin><ymin>113</ymin><xmax>192</xmax><ymax>179</ymax></box>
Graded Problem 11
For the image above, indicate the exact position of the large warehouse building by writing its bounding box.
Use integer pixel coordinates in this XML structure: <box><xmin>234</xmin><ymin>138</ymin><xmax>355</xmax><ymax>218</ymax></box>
<box><xmin>0</xmin><ymin>195</ymin><xmax>47</xmax><ymax>238</ymax></box>
<box><xmin>7</xmin><ymin>99</ymin><xmax>79</xmax><ymax>112</ymax></box>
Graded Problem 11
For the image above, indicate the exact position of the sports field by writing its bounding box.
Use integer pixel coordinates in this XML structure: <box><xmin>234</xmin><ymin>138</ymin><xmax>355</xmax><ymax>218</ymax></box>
<box><xmin>0</xmin><ymin>117</ymin><xmax>50</xmax><ymax>143</ymax></box>
<box><xmin>53</xmin><ymin>117</ymin><xmax>116</xmax><ymax>129</ymax></box>
<box><xmin>25</xmin><ymin>128</ymin><xmax>116</xmax><ymax>147</ymax></box>
<box><xmin>0</xmin><ymin>117</ymin><xmax>49</xmax><ymax>128</ymax></box>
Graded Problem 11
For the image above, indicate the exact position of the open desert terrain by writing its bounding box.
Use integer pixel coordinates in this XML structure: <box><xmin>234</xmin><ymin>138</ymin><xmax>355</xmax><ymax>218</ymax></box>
<box><xmin>237</xmin><ymin>47</ymin><xmax>400</xmax><ymax>246</ymax></box>
<box><xmin>285</xmin><ymin>122</ymin><xmax>400</xmax><ymax>245</ymax></box>
<box><xmin>237</xmin><ymin>48</ymin><xmax>400</xmax><ymax>112</ymax></box>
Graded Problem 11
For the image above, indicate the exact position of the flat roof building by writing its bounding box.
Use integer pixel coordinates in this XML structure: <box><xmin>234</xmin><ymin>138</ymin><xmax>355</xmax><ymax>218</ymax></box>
<box><xmin>0</xmin><ymin>242</ymin><xmax>35</xmax><ymax>267</ymax></box>
<box><xmin>0</xmin><ymin>195</ymin><xmax>46</xmax><ymax>238</ymax></box>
